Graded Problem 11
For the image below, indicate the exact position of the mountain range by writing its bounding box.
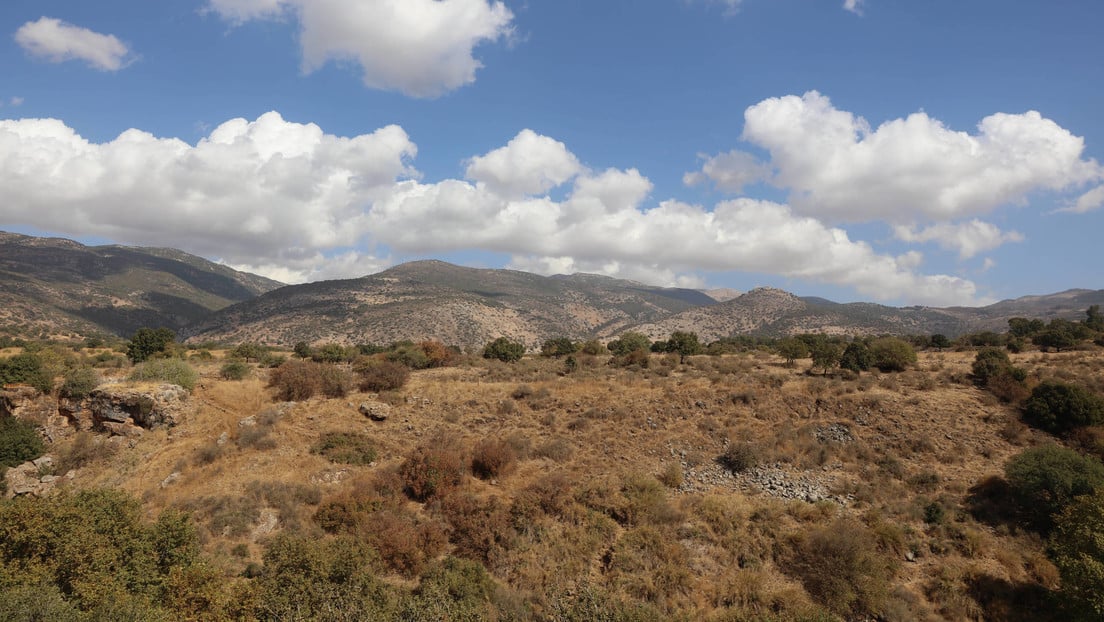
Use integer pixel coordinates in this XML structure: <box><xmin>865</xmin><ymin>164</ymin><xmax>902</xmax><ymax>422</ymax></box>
<box><xmin>2</xmin><ymin>231</ymin><xmax>1101</xmax><ymax>348</ymax></box>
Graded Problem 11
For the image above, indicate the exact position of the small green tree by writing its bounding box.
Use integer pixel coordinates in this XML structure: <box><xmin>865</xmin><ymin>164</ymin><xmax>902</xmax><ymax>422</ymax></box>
<box><xmin>0</xmin><ymin>353</ymin><xmax>54</xmax><ymax>393</ymax></box>
<box><xmin>1022</xmin><ymin>381</ymin><xmax>1104</xmax><ymax>435</ymax></box>
<box><xmin>60</xmin><ymin>367</ymin><xmax>100</xmax><ymax>399</ymax></box>
<box><xmin>1086</xmin><ymin>305</ymin><xmax>1104</xmax><ymax>332</ymax></box>
<box><xmin>126</xmin><ymin>327</ymin><xmax>176</xmax><ymax>363</ymax></box>
<box><xmin>971</xmin><ymin>347</ymin><xmax>1012</xmax><ymax>385</ymax></box>
<box><xmin>314</xmin><ymin>342</ymin><xmax>349</xmax><ymax>363</ymax></box>
<box><xmin>808</xmin><ymin>338</ymin><xmax>842</xmax><ymax>375</ymax></box>
<box><xmin>1050</xmin><ymin>489</ymin><xmax>1104</xmax><ymax>618</ymax></box>
<box><xmin>930</xmin><ymin>334</ymin><xmax>951</xmax><ymax>350</ymax></box>
<box><xmin>292</xmin><ymin>341</ymin><xmax>312</xmax><ymax>359</ymax></box>
<box><xmin>839</xmin><ymin>341</ymin><xmax>873</xmax><ymax>373</ymax></box>
<box><xmin>0</xmin><ymin>417</ymin><xmax>45</xmax><ymax>468</ymax></box>
<box><xmin>666</xmin><ymin>331</ymin><xmax>702</xmax><ymax>363</ymax></box>
<box><xmin>1008</xmin><ymin>317</ymin><xmax>1045</xmax><ymax>339</ymax></box>
<box><xmin>230</xmin><ymin>342</ymin><xmax>267</xmax><ymax>362</ymax></box>
<box><xmin>607</xmin><ymin>332</ymin><xmax>651</xmax><ymax>356</ymax></box>
<box><xmin>482</xmin><ymin>337</ymin><xmax>525</xmax><ymax>363</ymax></box>
<box><xmin>869</xmin><ymin>337</ymin><xmax>917</xmax><ymax>372</ymax></box>
<box><xmin>540</xmin><ymin>337</ymin><xmax>578</xmax><ymax>358</ymax></box>
<box><xmin>776</xmin><ymin>338</ymin><xmax>809</xmax><ymax>367</ymax></box>
<box><xmin>1005</xmin><ymin>444</ymin><xmax>1104</xmax><ymax>532</ymax></box>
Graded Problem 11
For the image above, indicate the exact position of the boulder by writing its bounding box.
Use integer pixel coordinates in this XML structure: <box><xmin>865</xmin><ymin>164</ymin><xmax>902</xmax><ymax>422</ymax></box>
<box><xmin>359</xmin><ymin>402</ymin><xmax>391</xmax><ymax>421</ymax></box>
<box><xmin>84</xmin><ymin>384</ymin><xmax>189</xmax><ymax>430</ymax></box>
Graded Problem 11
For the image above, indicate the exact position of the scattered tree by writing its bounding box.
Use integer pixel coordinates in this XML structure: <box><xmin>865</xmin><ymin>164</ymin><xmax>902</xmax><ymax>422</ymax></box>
<box><xmin>606</xmin><ymin>332</ymin><xmax>652</xmax><ymax>357</ymax></box>
<box><xmin>482</xmin><ymin>337</ymin><xmax>525</xmax><ymax>363</ymax></box>
<box><xmin>541</xmin><ymin>337</ymin><xmax>578</xmax><ymax>357</ymax></box>
<box><xmin>1022</xmin><ymin>381</ymin><xmax>1104</xmax><ymax>435</ymax></box>
<box><xmin>126</xmin><ymin>327</ymin><xmax>176</xmax><ymax>363</ymax></box>
<box><xmin>777</xmin><ymin>338</ymin><xmax>809</xmax><ymax>367</ymax></box>
<box><xmin>839</xmin><ymin>341</ymin><xmax>873</xmax><ymax>373</ymax></box>
<box><xmin>869</xmin><ymin>337</ymin><xmax>917</xmax><ymax>372</ymax></box>
<box><xmin>666</xmin><ymin>331</ymin><xmax>702</xmax><ymax>363</ymax></box>
<box><xmin>1005</xmin><ymin>444</ymin><xmax>1104</xmax><ymax>532</ymax></box>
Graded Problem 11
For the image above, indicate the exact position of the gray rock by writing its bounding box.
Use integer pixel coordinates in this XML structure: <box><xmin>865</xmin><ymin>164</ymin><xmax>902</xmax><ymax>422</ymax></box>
<box><xmin>359</xmin><ymin>402</ymin><xmax>391</xmax><ymax>421</ymax></box>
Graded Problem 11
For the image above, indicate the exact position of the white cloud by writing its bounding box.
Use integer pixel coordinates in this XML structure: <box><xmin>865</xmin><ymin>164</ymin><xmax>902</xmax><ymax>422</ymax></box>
<box><xmin>0</xmin><ymin>111</ymin><xmax>986</xmax><ymax>305</ymax></box>
<box><xmin>843</xmin><ymin>0</ymin><xmax>864</xmax><ymax>15</ymax></box>
<box><xmin>704</xmin><ymin>91</ymin><xmax>1102</xmax><ymax>223</ymax></box>
<box><xmin>683</xmin><ymin>150</ymin><xmax>771</xmax><ymax>192</ymax></box>
<box><xmin>894</xmin><ymin>220</ymin><xmax>1025</xmax><ymax>259</ymax></box>
<box><xmin>14</xmin><ymin>17</ymin><xmax>133</xmax><ymax>71</ymax></box>
<box><xmin>980</xmin><ymin>258</ymin><xmax>997</xmax><ymax>273</ymax></box>
<box><xmin>207</xmin><ymin>0</ymin><xmax>514</xmax><ymax>97</ymax></box>
<box><xmin>1058</xmin><ymin>184</ymin><xmax>1104</xmax><ymax>214</ymax></box>
<box><xmin>465</xmin><ymin>130</ymin><xmax>582</xmax><ymax>197</ymax></box>
<box><xmin>0</xmin><ymin>112</ymin><xmax>416</xmax><ymax>282</ymax></box>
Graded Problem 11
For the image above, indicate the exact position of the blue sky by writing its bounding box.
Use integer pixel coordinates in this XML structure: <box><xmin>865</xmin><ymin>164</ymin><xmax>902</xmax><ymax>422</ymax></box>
<box><xmin>1</xmin><ymin>0</ymin><xmax>1102</xmax><ymax>307</ymax></box>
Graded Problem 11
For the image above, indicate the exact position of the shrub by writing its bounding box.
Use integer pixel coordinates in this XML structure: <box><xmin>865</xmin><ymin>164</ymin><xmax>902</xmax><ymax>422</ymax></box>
<box><xmin>718</xmin><ymin>443</ymin><xmax>760</xmax><ymax>474</ymax></box>
<box><xmin>400</xmin><ymin>436</ymin><xmax>466</xmax><ymax>501</ymax></box>
<box><xmin>0</xmin><ymin>353</ymin><xmax>53</xmax><ymax>393</ymax></box>
<box><xmin>313</xmin><ymin>342</ymin><xmax>350</xmax><ymax>363</ymax></box>
<box><xmin>470</xmin><ymin>438</ymin><xmax>517</xmax><ymax>480</ymax></box>
<box><xmin>1050</xmin><ymin>489</ymin><xmax>1104</xmax><ymax>618</ymax></box>
<box><xmin>784</xmin><ymin>519</ymin><xmax>896</xmax><ymax>617</ymax></box>
<box><xmin>607</xmin><ymin>332</ymin><xmax>652</xmax><ymax>357</ymax></box>
<box><xmin>1005</xmin><ymin>444</ymin><xmax>1104</xmax><ymax>532</ymax></box>
<box><xmin>268</xmin><ymin>359</ymin><xmax>353</xmax><ymax>401</ymax></box>
<box><xmin>129</xmin><ymin>359</ymin><xmax>198</xmax><ymax>390</ymax></box>
<box><xmin>60</xmin><ymin>366</ymin><xmax>100</xmax><ymax>398</ymax></box>
<box><xmin>125</xmin><ymin>327</ymin><xmax>176</xmax><ymax>363</ymax></box>
<box><xmin>482</xmin><ymin>337</ymin><xmax>525</xmax><ymax>362</ymax></box>
<box><xmin>312</xmin><ymin>432</ymin><xmax>377</xmax><ymax>465</ymax></box>
<box><xmin>236</xmin><ymin>425</ymin><xmax>277</xmax><ymax>451</ymax></box>
<box><xmin>972</xmin><ymin>347</ymin><xmax>1012</xmax><ymax>385</ymax></box>
<box><xmin>1023</xmin><ymin>382</ymin><xmax>1104</xmax><ymax>435</ymax></box>
<box><xmin>386</xmin><ymin>343</ymin><xmax>431</xmax><ymax>369</ymax></box>
<box><xmin>541</xmin><ymin>337</ymin><xmax>578</xmax><ymax>357</ymax></box>
<box><xmin>840</xmin><ymin>341</ymin><xmax>873</xmax><ymax>373</ymax></box>
<box><xmin>436</xmin><ymin>493</ymin><xmax>514</xmax><ymax>566</ymax></box>
<box><xmin>578</xmin><ymin>339</ymin><xmax>607</xmax><ymax>355</ymax></box>
<box><xmin>417</xmin><ymin>340</ymin><xmax>458</xmax><ymax>368</ymax></box>
<box><xmin>869</xmin><ymin>337</ymin><xmax>917</xmax><ymax>372</ymax></box>
<box><xmin>0</xmin><ymin>416</ymin><xmax>45</xmax><ymax>468</ymax></box>
<box><xmin>219</xmin><ymin>361</ymin><xmax>251</xmax><ymax>381</ymax></box>
<box><xmin>55</xmin><ymin>431</ymin><xmax>117</xmax><ymax>473</ymax></box>
<box><xmin>356</xmin><ymin>359</ymin><xmax>410</xmax><ymax>392</ymax></box>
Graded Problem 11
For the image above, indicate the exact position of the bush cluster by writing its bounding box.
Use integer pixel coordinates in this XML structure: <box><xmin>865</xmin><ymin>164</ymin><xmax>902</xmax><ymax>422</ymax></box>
<box><xmin>1022</xmin><ymin>381</ymin><xmax>1104</xmax><ymax>435</ymax></box>
<box><xmin>312</xmin><ymin>432</ymin><xmax>377</xmax><ymax>465</ymax></box>
<box><xmin>128</xmin><ymin>359</ymin><xmax>198</xmax><ymax>390</ymax></box>
<box><xmin>268</xmin><ymin>360</ymin><xmax>353</xmax><ymax>401</ymax></box>
<box><xmin>355</xmin><ymin>359</ymin><xmax>410</xmax><ymax>392</ymax></box>
<box><xmin>400</xmin><ymin>436</ymin><xmax>466</xmax><ymax>502</ymax></box>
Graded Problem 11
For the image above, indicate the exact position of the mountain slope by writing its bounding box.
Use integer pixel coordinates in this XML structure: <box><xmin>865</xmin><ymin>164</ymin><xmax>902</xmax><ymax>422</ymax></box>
<box><xmin>185</xmin><ymin>260</ymin><xmax>716</xmax><ymax>348</ymax></box>
<box><xmin>0</xmin><ymin>231</ymin><xmax>283</xmax><ymax>338</ymax></box>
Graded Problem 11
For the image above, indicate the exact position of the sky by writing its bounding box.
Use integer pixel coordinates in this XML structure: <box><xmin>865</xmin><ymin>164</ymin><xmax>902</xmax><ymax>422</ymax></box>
<box><xmin>1</xmin><ymin>0</ymin><xmax>1102</xmax><ymax>308</ymax></box>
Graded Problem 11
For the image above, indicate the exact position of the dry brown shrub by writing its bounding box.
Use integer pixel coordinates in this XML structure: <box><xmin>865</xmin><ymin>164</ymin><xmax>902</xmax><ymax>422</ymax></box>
<box><xmin>511</xmin><ymin>472</ymin><xmax>575</xmax><ymax>522</ymax></box>
<box><xmin>399</xmin><ymin>434</ymin><xmax>466</xmax><ymax>501</ymax></box>
<box><xmin>533</xmin><ymin>437</ymin><xmax>573</xmax><ymax>462</ymax></box>
<box><xmin>436</xmin><ymin>492</ymin><xmax>515</xmax><ymax>567</ymax></box>
<box><xmin>608</xmin><ymin>525</ymin><xmax>693</xmax><ymax>609</ymax></box>
<box><xmin>367</xmin><ymin>509</ymin><xmax>449</xmax><ymax>576</ymax></box>
<box><xmin>268</xmin><ymin>359</ymin><xmax>353</xmax><ymax>401</ymax></box>
<box><xmin>418</xmin><ymin>340</ymin><xmax>458</xmax><ymax>368</ymax></box>
<box><xmin>355</xmin><ymin>359</ymin><xmax>409</xmax><ymax>392</ymax></box>
<box><xmin>470</xmin><ymin>437</ymin><xmax>517</xmax><ymax>480</ymax></box>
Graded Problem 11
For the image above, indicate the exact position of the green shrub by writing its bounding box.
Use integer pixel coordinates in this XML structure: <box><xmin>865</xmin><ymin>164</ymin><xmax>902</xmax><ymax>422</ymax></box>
<box><xmin>0</xmin><ymin>417</ymin><xmax>45</xmax><ymax>468</ymax></box>
<box><xmin>840</xmin><ymin>341</ymin><xmax>873</xmax><ymax>373</ymax></box>
<box><xmin>60</xmin><ymin>366</ymin><xmax>100</xmax><ymax>399</ymax></box>
<box><xmin>1023</xmin><ymin>382</ymin><xmax>1104</xmax><ymax>435</ymax></box>
<box><xmin>219</xmin><ymin>361</ymin><xmax>250</xmax><ymax>380</ymax></box>
<box><xmin>972</xmin><ymin>347</ymin><xmax>1012</xmax><ymax>385</ymax></box>
<box><xmin>482</xmin><ymin>337</ymin><xmax>525</xmax><ymax>362</ymax></box>
<box><xmin>0</xmin><ymin>353</ymin><xmax>54</xmax><ymax>394</ymax></box>
<box><xmin>125</xmin><ymin>327</ymin><xmax>176</xmax><ymax>363</ymax></box>
<box><xmin>128</xmin><ymin>359</ymin><xmax>198</xmax><ymax>390</ymax></box>
<box><xmin>1005</xmin><ymin>444</ymin><xmax>1104</xmax><ymax>532</ymax></box>
<box><xmin>607</xmin><ymin>332</ymin><xmax>652</xmax><ymax>357</ymax></box>
<box><xmin>1050</xmin><ymin>489</ymin><xmax>1104</xmax><ymax>618</ymax></box>
<box><xmin>869</xmin><ymin>337</ymin><xmax>917</xmax><ymax>372</ymax></box>
<box><xmin>312</xmin><ymin>432</ymin><xmax>377</xmax><ymax>465</ymax></box>
<box><xmin>541</xmin><ymin>337</ymin><xmax>578</xmax><ymax>357</ymax></box>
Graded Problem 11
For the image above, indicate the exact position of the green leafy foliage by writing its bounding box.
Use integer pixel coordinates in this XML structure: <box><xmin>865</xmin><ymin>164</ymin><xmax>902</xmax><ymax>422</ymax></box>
<box><xmin>312</xmin><ymin>432</ymin><xmax>377</xmax><ymax>465</ymax></box>
<box><xmin>777</xmin><ymin>338</ymin><xmax>809</xmax><ymax>366</ymax></box>
<box><xmin>0</xmin><ymin>417</ymin><xmax>45</xmax><ymax>468</ymax></box>
<box><xmin>1023</xmin><ymin>382</ymin><xmax>1104</xmax><ymax>435</ymax></box>
<box><xmin>1050</xmin><ymin>489</ymin><xmax>1104</xmax><ymax>618</ymax></box>
<box><xmin>839</xmin><ymin>341</ymin><xmax>873</xmax><ymax>373</ymax></box>
<box><xmin>482</xmin><ymin>337</ymin><xmax>525</xmax><ymax>363</ymax></box>
<box><xmin>219</xmin><ymin>360</ymin><xmax>251</xmax><ymax>380</ymax></box>
<box><xmin>665</xmin><ymin>331</ymin><xmax>702</xmax><ymax>362</ymax></box>
<box><xmin>128</xmin><ymin>359</ymin><xmax>198</xmax><ymax>391</ymax></box>
<box><xmin>1005</xmin><ymin>444</ymin><xmax>1104</xmax><ymax>532</ymax></box>
<box><xmin>541</xmin><ymin>337</ymin><xmax>578</xmax><ymax>357</ymax></box>
<box><xmin>607</xmin><ymin>332</ymin><xmax>652</xmax><ymax>357</ymax></box>
<box><xmin>125</xmin><ymin>327</ymin><xmax>176</xmax><ymax>363</ymax></box>
<box><xmin>60</xmin><ymin>366</ymin><xmax>100</xmax><ymax>399</ymax></box>
<box><xmin>0</xmin><ymin>353</ymin><xmax>53</xmax><ymax>394</ymax></box>
<box><xmin>869</xmin><ymin>337</ymin><xmax>917</xmax><ymax>372</ymax></box>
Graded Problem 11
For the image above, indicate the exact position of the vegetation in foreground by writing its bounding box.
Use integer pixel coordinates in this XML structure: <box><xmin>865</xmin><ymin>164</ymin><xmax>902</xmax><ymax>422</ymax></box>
<box><xmin>1</xmin><ymin>313</ymin><xmax>1104</xmax><ymax>619</ymax></box>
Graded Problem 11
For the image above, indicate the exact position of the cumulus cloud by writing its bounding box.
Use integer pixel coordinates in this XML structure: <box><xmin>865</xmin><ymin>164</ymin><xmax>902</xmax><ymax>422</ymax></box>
<box><xmin>465</xmin><ymin>130</ymin><xmax>582</xmax><ymax>197</ymax></box>
<box><xmin>843</xmin><ymin>0</ymin><xmax>864</xmax><ymax>15</ymax></box>
<box><xmin>683</xmin><ymin>150</ymin><xmax>771</xmax><ymax>193</ymax></box>
<box><xmin>0</xmin><ymin>111</ymin><xmax>985</xmax><ymax>305</ymax></box>
<box><xmin>893</xmin><ymin>220</ymin><xmax>1025</xmax><ymax>259</ymax></box>
<box><xmin>0</xmin><ymin>112</ymin><xmax>416</xmax><ymax>282</ymax></box>
<box><xmin>691</xmin><ymin>91</ymin><xmax>1102</xmax><ymax>223</ymax></box>
<box><xmin>14</xmin><ymin>17</ymin><xmax>133</xmax><ymax>71</ymax></box>
<box><xmin>1058</xmin><ymin>184</ymin><xmax>1104</xmax><ymax>214</ymax></box>
<box><xmin>206</xmin><ymin>0</ymin><xmax>514</xmax><ymax>97</ymax></box>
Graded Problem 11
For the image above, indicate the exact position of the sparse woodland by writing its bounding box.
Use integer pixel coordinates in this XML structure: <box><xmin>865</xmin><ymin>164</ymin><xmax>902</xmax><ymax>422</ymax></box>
<box><xmin>2</xmin><ymin>315</ymin><xmax>1104</xmax><ymax>620</ymax></box>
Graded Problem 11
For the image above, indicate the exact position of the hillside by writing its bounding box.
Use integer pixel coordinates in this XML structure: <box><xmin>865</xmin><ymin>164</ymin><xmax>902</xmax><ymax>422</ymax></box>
<box><xmin>0</xmin><ymin>231</ymin><xmax>283</xmax><ymax>338</ymax></box>
<box><xmin>184</xmin><ymin>260</ymin><xmax>716</xmax><ymax>349</ymax></box>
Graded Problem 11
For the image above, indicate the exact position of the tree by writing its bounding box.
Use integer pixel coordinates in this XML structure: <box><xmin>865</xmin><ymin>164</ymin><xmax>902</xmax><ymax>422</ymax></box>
<box><xmin>126</xmin><ymin>327</ymin><xmax>175</xmax><ymax>363</ymax></box>
<box><xmin>839</xmin><ymin>341</ymin><xmax>873</xmax><ymax>373</ymax></box>
<box><xmin>809</xmin><ymin>339</ymin><xmax>842</xmax><ymax>375</ymax></box>
<box><xmin>1008</xmin><ymin>317</ymin><xmax>1045</xmax><ymax>339</ymax></box>
<box><xmin>0</xmin><ymin>353</ymin><xmax>53</xmax><ymax>393</ymax></box>
<box><xmin>293</xmin><ymin>341</ymin><xmax>312</xmax><ymax>359</ymax></box>
<box><xmin>1022</xmin><ymin>381</ymin><xmax>1104</xmax><ymax>435</ymax></box>
<box><xmin>869</xmin><ymin>337</ymin><xmax>916</xmax><ymax>372</ymax></box>
<box><xmin>971</xmin><ymin>347</ymin><xmax>1013</xmax><ymax>386</ymax></box>
<box><xmin>230</xmin><ymin>342</ymin><xmax>266</xmax><ymax>362</ymax></box>
<box><xmin>606</xmin><ymin>332</ymin><xmax>651</xmax><ymax>356</ymax></box>
<box><xmin>929</xmin><ymin>334</ymin><xmax>951</xmax><ymax>350</ymax></box>
<box><xmin>1050</xmin><ymin>489</ymin><xmax>1104</xmax><ymax>618</ymax></box>
<box><xmin>1005</xmin><ymin>444</ymin><xmax>1104</xmax><ymax>532</ymax></box>
<box><xmin>314</xmin><ymin>342</ymin><xmax>349</xmax><ymax>363</ymax></box>
<box><xmin>1086</xmin><ymin>305</ymin><xmax>1104</xmax><ymax>332</ymax></box>
<box><xmin>541</xmin><ymin>337</ymin><xmax>578</xmax><ymax>357</ymax></box>
<box><xmin>482</xmin><ymin>337</ymin><xmax>525</xmax><ymax>363</ymax></box>
<box><xmin>666</xmin><ymin>331</ymin><xmax>702</xmax><ymax>363</ymax></box>
<box><xmin>776</xmin><ymin>338</ymin><xmax>809</xmax><ymax>366</ymax></box>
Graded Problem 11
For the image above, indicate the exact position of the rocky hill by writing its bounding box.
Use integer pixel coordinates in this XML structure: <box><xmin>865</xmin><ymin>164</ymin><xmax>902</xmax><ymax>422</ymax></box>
<box><xmin>185</xmin><ymin>260</ymin><xmax>717</xmax><ymax>349</ymax></box>
<box><xmin>0</xmin><ymin>232</ymin><xmax>283</xmax><ymax>338</ymax></box>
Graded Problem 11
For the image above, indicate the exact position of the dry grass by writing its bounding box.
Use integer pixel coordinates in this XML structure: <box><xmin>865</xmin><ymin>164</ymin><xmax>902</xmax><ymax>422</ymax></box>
<box><xmin>42</xmin><ymin>348</ymin><xmax>1104</xmax><ymax>619</ymax></box>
